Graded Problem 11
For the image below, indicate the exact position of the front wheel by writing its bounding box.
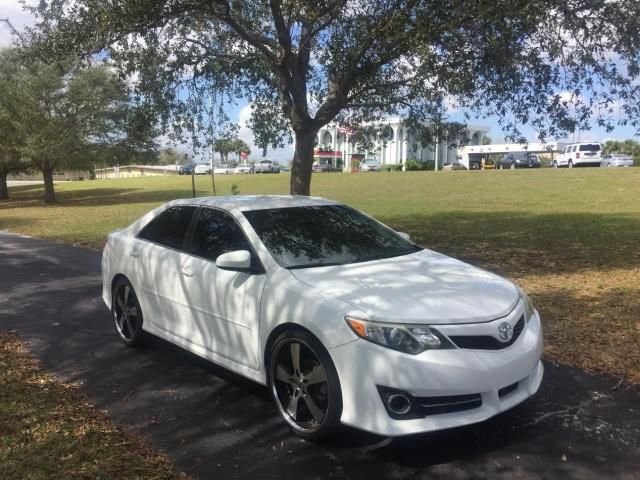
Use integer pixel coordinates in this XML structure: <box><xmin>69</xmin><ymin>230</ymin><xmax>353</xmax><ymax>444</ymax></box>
<box><xmin>268</xmin><ymin>330</ymin><xmax>342</xmax><ymax>440</ymax></box>
<box><xmin>568</xmin><ymin>160</ymin><xmax>574</xmax><ymax>168</ymax></box>
<box><xmin>553</xmin><ymin>160</ymin><xmax>558</xmax><ymax>168</ymax></box>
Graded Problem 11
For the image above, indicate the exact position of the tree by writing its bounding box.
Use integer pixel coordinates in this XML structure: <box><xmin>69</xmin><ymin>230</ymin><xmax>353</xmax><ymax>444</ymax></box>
<box><xmin>232</xmin><ymin>139</ymin><xmax>250</xmax><ymax>163</ymax></box>
<box><xmin>482</xmin><ymin>136</ymin><xmax>492</xmax><ymax>146</ymax></box>
<box><xmin>0</xmin><ymin>48</ymin><xmax>158</xmax><ymax>203</ymax></box>
<box><xmin>28</xmin><ymin>0</ymin><xmax>640</xmax><ymax>195</ymax></box>
<box><xmin>247</xmin><ymin>99</ymin><xmax>292</xmax><ymax>158</ymax></box>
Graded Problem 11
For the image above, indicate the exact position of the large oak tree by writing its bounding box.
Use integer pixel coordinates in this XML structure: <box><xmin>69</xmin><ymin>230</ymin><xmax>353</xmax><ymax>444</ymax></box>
<box><xmin>28</xmin><ymin>0</ymin><xmax>640</xmax><ymax>195</ymax></box>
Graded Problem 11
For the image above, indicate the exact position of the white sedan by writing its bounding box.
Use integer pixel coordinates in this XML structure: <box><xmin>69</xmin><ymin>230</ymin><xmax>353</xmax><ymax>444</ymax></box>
<box><xmin>234</xmin><ymin>163</ymin><xmax>252</xmax><ymax>174</ymax></box>
<box><xmin>101</xmin><ymin>196</ymin><xmax>543</xmax><ymax>439</ymax></box>
<box><xmin>213</xmin><ymin>165</ymin><xmax>234</xmax><ymax>175</ymax></box>
<box><xmin>193</xmin><ymin>163</ymin><xmax>211</xmax><ymax>175</ymax></box>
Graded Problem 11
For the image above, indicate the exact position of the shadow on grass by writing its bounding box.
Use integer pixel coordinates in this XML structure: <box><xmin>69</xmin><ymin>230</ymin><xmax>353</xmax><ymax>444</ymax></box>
<box><xmin>381</xmin><ymin>211</ymin><xmax>640</xmax><ymax>276</ymax></box>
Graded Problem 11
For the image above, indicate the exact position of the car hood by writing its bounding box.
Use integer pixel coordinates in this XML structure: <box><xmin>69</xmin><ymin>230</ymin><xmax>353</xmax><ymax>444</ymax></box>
<box><xmin>290</xmin><ymin>250</ymin><xmax>519</xmax><ymax>325</ymax></box>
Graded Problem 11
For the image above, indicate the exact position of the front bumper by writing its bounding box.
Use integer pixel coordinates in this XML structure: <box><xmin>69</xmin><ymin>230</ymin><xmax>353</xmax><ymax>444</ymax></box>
<box><xmin>330</xmin><ymin>312</ymin><xmax>544</xmax><ymax>436</ymax></box>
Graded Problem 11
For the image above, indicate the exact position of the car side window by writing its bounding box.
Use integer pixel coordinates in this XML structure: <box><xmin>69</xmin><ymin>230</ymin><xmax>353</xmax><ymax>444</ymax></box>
<box><xmin>138</xmin><ymin>206</ymin><xmax>197</xmax><ymax>251</ymax></box>
<box><xmin>191</xmin><ymin>208</ymin><xmax>252</xmax><ymax>262</ymax></box>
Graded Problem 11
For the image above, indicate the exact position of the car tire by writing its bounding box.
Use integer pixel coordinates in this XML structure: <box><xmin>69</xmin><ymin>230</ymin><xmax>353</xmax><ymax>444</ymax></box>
<box><xmin>607</xmin><ymin>163</ymin><xmax>612</xmax><ymax>168</ymax></box>
<box><xmin>553</xmin><ymin>160</ymin><xmax>558</xmax><ymax>168</ymax></box>
<box><xmin>268</xmin><ymin>329</ymin><xmax>342</xmax><ymax>441</ymax></box>
<box><xmin>111</xmin><ymin>278</ymin><xmax>146</xmax><ymax>347</ymax></box>
<box><xmin>499</xmin><ymin>164</ymin><xmax>504</xmax><ymax>170</ymax></box>
<box><xmin>510</xmin><ymin>163</ymin><xmax>515</xmax><ymax>170</ymax></box>
<box><xmin>568</xmin><ymin>160</ymin><xmax>574</xmax><ymax>168</ymax></box>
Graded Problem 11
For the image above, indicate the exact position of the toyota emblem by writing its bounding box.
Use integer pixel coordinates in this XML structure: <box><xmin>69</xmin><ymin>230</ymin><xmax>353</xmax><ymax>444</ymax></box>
<box><xmin>498</xmin><ymin>321</ymin><xmax>514</xmax><ymax>342</ymax></box>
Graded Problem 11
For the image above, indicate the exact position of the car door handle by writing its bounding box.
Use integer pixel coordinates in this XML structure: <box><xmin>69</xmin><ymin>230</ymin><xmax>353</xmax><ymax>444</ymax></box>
<box><xmin>129</xmin><ymin>249</ymin><xmax>139</xmax><ymax>257</ymax></box>
<box><xmin>180</xmin><ymin>267</ymin><xmax>194</xmax><ymax>277</ymax></box>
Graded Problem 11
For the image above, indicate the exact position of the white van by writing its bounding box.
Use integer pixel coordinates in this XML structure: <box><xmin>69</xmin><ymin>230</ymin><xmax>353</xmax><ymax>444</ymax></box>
<box><xmin>553</xmin><ymin>143</ymin><xmax>602</xmax><ymax>168</ymax></box>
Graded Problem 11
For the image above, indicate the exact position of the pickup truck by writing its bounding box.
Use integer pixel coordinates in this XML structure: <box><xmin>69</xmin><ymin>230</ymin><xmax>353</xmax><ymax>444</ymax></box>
<box><xmin>254</xmin><ymin>159</ymin><xmax>280</xmax><ymax>173</ymax></box>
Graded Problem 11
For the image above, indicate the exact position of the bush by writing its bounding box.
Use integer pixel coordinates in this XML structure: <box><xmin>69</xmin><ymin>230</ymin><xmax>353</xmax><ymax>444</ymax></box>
<box><xmin>405</xmin><ymin>159</ymin><xmax>435</xmax><ymax>171</ymax></box>
<box><xmin>382</xmin><ymin>164</ymin><xmax>402</xmax><ymax>172</ymax></box>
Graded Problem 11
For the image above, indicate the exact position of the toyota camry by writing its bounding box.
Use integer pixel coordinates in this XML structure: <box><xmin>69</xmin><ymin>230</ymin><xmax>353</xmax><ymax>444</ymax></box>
<box><xmin>101</xmin><ymin>195</ymin><xmax>543</xmax><ymax>439</ymax></box>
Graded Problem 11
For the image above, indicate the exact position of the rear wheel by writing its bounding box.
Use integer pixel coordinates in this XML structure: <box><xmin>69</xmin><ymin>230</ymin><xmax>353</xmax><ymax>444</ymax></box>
<box><xmin>112</xmin><ymin>278</ymin><xmax>145</xmax><ymax>347</ymax></box>
<box><xmin>268</xmin><ymin>330</ymin><xmax>342</xmax><ymax>440</ymax></box>
<box><xmin>568</xmin><ymin>160</ymin><xmax>574</xmax><ymax>168</ymax></box>
<box><xmin>607</xmin><ymin>163</ymin><xmax>612</xmax><ymax>168</ymax></box>
<box><xmin>510</xmin><ymin>163</ymin><xmax>515</xmax><ymax>170</ymax></box>
<box><xmin>553</xmin><ymin>160</ymin><xmax>558</xmax><ymax>168</ymax></box>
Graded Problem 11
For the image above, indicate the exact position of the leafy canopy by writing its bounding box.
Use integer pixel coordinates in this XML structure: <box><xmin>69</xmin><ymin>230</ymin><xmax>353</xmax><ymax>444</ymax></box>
<box><xmin>27</xmin><ymin>0</ymin><xmax>640</xmax><ymax>194</ymax></box>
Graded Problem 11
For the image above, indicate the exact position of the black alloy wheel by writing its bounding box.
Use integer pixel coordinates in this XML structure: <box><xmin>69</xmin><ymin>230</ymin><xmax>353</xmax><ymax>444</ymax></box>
<box><xmin>269</xmin><ymin>330</ymin><xmax>342</xmax><ymax>440</ymax></box>
<box><xmin>112</xmin><ymin>279</ymin><xmax>145</xmax><ymax>347</ymax></box>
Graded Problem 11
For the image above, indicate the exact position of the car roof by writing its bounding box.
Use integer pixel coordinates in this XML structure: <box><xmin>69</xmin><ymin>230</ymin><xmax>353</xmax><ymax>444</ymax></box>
<box><xmin>170</xmin><ymin>195</ymin><xmax>340</xmax><ymax>212</ymax></box>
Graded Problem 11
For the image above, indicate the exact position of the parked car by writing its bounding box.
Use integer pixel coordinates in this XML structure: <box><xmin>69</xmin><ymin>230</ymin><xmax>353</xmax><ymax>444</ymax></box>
<box><xmin>496</xmin><ymin>153</ymin><xmax>542</xmax><ymax>169</ymax></box>
<box><xmin>312</xmin><ymin>163</ymin><xmax>339</xmax><ymax>173</ymax></box>
<box><xmin>178</xmin><ymin>164</ymin><xmax>196</xmax><ymax>175</ymax></box>
<box><xmin>254</xmin><ymin>159</ymin><xmax>280</xmax><ymax>173</ymax></box>
<box><xmin>442</xmin><ymin>162</ymin><xmax>467</xmax><ymax>171</ymax></box>
<box><xmin>600</xmin><ymin>153</ymin><xmax>634</xmax><ymax>168</ymax></box>
<box><xmin>481</xmin><ymin>158</ymin><xmax>496</xmax><ymax>170</ymax></box>
<box><xmin>360</xmin><ymin>159</ymin><xmax>380</xmax><ymax>172</ymax></box>
<box><xmin>234</xmin><ymin>163</ymin><xmax>252</xmax><ymax>174</ymax></box>
<box><xmin>102</xmin><ymin>196</ymin><xmax>543</xmax><ymax>440</ymax></box>
<box><xmin>553</xmin><ymin>142</ymin><xmax>602</xmax><ymax>168</ymax></box>
<box><xmin>213</xmin><ymin>165</ymin><xmax>234</xmax><ymax>175</ymax></box>
<box><xmin>194</xmin><ymin>163</ymin><xmax>211</xmax><ymax>175</ymax></box>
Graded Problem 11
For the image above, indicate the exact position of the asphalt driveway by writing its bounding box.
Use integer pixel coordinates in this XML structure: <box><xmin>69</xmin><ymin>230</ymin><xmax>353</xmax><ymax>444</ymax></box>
<box><xmin>0</xmin><ymin>231</ymin><xmax>638</xmax><ymax>480</ymax></box>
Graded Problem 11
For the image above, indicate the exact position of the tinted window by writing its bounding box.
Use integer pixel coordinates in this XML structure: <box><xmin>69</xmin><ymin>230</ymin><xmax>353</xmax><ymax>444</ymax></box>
<box><xmin>191</xmin><ymin>208</ymin><xmax>252</xmax><ymax>261</ymax></box>
<box><xmin>579</xmin><ymin>144</ymin><xmax>601</xmax><ymax>152</ymax></box>
<box><xmin>243</xmin><ymin>205</ymin><xmax>422</xmax><ymax>269</ymax></box>
<box><xmin>138</xmin><ymin>206</ymin><xmax>196</xmax><ymax>250</ymax></box>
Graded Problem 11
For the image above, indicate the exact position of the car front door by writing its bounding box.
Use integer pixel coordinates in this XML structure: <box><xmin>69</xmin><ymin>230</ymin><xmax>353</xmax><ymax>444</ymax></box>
<box><xmin>134</xmin><ymin>205</ymin><xmax>198</xmax><ymax>337</ymax></box>
<box><xmin>180</xmin><ymin>207</ymin><xmax>267</xmax><ymax>370</ymax></box>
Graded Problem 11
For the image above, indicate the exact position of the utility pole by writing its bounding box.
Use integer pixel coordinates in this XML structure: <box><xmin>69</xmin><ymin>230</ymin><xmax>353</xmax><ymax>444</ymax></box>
<box><xmin>209</xmin><ymin>93</ymin><xmax>217</xmax><ymax>196</ymax></box>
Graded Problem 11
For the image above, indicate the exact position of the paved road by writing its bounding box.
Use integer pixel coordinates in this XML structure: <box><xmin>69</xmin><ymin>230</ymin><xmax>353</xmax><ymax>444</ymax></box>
<box><xmin>1</xmin><ymin>231</ymin><xmax>638</xmax><ymax>480</ymax></box>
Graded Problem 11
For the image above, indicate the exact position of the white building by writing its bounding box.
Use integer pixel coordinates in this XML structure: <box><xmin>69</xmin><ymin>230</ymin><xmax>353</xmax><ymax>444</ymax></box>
<box><xmin>316</xmin><ymin>117</ymin><xmax>490</xmax><ymax>170</ymax></box>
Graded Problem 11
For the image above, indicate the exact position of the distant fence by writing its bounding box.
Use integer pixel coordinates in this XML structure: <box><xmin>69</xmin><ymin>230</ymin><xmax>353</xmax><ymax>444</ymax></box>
<box><xmin>95</xmin><ymin>165</ymin><xmax>180</xmax><ymax>179</ymax></box>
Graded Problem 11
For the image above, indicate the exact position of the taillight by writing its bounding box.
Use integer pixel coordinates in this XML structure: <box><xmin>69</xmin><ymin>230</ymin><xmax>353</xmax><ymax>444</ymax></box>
<box><xmin>576</xmin><ymin>152</ymin><xmax>580</xmax><ymax>158</ymax></box>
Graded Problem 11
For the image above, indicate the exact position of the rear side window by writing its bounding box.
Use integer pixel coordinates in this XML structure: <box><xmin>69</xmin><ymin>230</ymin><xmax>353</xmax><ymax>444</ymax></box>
<box><xmin>190</xmin><ymin>208</ymin><xmax>252</xmax><ymax>261</ymax></box>
<box><xmin>579</xmin><ymin>144</ymin><xmax>601</xmax><ymax>152</ymax></box>
<box><xmin>138</xmin><ymin>206</ymin><xmax>196</xmax><ymax>251</ymax></box>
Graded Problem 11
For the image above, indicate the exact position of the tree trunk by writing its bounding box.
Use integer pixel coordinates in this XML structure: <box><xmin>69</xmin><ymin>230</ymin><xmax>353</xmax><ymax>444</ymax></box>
<box><xmin>0</xmin><ymin>170</ymin><xmax>8</xmax><ymax>200</ymax></box>
<box><xmin>42</xmin><ymin>160</ymin><xmax>56</xmax><ymax>204</ymax></box>
<box><xmin>290</xmin><ymin>128</ymin><xmax>318</xmax><ymax>196</ymax></box>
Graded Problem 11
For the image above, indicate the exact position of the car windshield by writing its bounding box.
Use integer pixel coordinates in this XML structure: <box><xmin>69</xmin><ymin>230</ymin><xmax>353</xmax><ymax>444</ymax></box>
<box><xmin>579</xmin><ymin>144</ymin><xmax>601</xmax><ymax>152</ymax></box>
<box><xmin>243</xmin><ymin>205</ymin><xmax>422</xmax><ymax>269</ymax></box>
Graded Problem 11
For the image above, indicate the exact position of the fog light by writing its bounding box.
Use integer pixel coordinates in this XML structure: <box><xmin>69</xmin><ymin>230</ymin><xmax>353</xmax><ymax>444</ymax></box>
<box><xmin>387</xmin><ymin>393</ymin><xmax>412</xmax><ymax>415</ymax></box>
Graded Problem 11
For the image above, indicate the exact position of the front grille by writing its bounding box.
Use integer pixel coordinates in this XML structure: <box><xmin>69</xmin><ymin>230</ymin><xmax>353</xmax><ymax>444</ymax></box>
<box><xmin>449</xmin><ymin>315</ymin><xmax>526</xmax><ymax>350</ymax></box>
<box><xmin>415</xmin><ymin>393</ymin><xmax>482</xmax><ymax>416</ymax></box>
<box><xmin>498</xmin><ymin>382</ymin><xmax>518</xmax><ymax>398</ymax></box>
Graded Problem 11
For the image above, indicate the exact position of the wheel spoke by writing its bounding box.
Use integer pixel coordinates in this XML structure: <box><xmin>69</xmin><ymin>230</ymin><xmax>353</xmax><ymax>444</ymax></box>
<box><xmin>290</xmin><ymin>343</ymin><xmax>301</xmax><ymax>374</ymax></box>
<box><xmin>125</xmin><ymin>316</ymin><xmax>135</xmax><ymax>337</ymax></box>
<box><xmin>117</xmin><ymin>313</ymin><xmax>125</xmax><ymax>330</ymax></box>
<box><xmin>124</xmin><ymin>286</ymin><xmax>131</xmax><ymax>305</ymax></box>
<box><xmin>303</xmin><ymin>394</ymin><xmax>325</xmax><ymax>423</ymax></box>
<box><xmin>275</xmin><ymin>364</ymin><xmax>293</xmax><ymax>383</ymax></box>
<box><xmin>127</xmin><ymin>306</ymin><xmax>138</xmax><ymax>317</ymax></box>
<box><xmin>286</xmin><ymin>392</ymin><xmax>299</xmax><ymax>420</ymax></box>
<box><xmin>116</xmin><ymin>296</ymin><xmax>124</xmax><ymax>310</ymax></box>
<box><xmin>304</xmin><ymin>365</ymin><xmax>327</xmax><ymax>385</ymax></box>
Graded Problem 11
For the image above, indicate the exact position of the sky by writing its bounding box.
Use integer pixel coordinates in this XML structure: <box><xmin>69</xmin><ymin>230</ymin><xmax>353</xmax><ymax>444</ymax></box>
<box><xmin>2</xmin><ymin>0</ymin><xmax>638</xmax><ymax>163</ymax></box>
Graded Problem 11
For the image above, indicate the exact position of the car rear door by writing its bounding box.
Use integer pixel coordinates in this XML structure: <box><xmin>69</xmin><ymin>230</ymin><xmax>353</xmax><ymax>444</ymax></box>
<box><xmin>179</xmin><ymin>207</ymin><xmax>267</xmax><ymax>370</ymax></box>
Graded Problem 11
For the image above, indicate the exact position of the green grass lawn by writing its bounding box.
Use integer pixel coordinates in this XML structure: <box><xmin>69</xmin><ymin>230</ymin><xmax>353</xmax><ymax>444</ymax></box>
<box><xmin>2</xmin><ymin>169</ymin><xmax>640</xmax><ymax>384</ymax></box>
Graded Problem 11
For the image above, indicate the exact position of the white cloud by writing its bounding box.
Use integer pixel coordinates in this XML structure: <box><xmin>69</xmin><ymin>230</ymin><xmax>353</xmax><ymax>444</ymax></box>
<box><xmin>236</xmin><ymin>102</ymin><xmax>294</xmax><ymax>163</ymax></box>
<box><xmin>0</xmin><ymin>1</ymin><xmax>36</xmax><ymax>47</ymax></box>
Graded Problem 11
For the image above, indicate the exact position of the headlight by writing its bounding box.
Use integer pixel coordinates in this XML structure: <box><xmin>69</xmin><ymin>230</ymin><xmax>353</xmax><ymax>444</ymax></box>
<box><xmin>517</xmin><ymin>286</ymin><xmax>536</xmax><ymax>322</ymax></box>
<box><xmin>345</xmin><ymin>316</ymin><xmax>453</xmax><ymax>354</ymax></box>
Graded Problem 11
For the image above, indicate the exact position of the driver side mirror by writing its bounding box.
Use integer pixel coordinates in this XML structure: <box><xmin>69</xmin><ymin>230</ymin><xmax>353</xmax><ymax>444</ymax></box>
<box><xmin>397</xmin><ymin>231</ymin><xmax>411</xmax><ymax>241</ymax></box>
<box><xmin>216</xmin><ymin>250</ymin><xmax>252</xmax><ymax>272</ymax></box>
